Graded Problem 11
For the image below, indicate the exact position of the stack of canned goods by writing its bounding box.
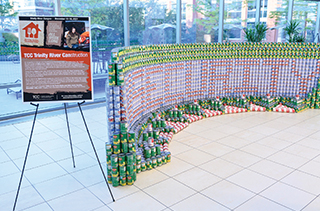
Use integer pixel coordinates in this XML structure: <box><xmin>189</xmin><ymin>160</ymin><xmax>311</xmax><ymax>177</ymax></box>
<box><xmin>105</xmin><ymin>42</ymin><xmax>320</xmax><ymax>187</ymax></box>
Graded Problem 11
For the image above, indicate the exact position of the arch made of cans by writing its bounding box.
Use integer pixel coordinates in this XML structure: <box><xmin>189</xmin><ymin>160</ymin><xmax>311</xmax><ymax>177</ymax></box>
<box><xmin>105</xmin><ymin>42</ymin><xmax>320</xmax><ymax>187</ymax></box>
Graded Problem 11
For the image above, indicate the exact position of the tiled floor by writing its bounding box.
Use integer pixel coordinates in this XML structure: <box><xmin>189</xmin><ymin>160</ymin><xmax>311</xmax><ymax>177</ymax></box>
<box><xmin>1</xmin><ymin>106</ymin><xmax>320</xmax><ymax>210</ymax></box>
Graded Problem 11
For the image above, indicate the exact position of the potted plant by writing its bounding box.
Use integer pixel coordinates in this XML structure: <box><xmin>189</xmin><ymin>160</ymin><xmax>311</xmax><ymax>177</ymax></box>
<box><xmin>243</xmin><ymin>23</ymin><xmax>268</xmax><ymax>42</ymax></box>
<box><xmin>283</xmin><ymin>20</ymin><xmax>305</xmax><ymax>42</ymax></box>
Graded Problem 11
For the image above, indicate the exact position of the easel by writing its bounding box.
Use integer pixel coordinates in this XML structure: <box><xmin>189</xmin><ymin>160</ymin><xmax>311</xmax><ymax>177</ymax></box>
<box><xmin>13</xmin><ymin>101</ymin><xmax>115</xmax><ymax>211</ymax></box>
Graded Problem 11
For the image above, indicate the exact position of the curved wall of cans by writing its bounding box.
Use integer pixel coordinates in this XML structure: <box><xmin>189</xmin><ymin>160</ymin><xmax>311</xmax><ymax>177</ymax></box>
<box><xmin>108</xmin><ymin>43</ymin><xmax>320</xmax><ymax>134</ymax></box>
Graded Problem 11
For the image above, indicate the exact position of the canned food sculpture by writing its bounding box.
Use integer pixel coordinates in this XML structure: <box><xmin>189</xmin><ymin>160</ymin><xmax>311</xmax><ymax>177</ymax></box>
<box><xmin>106</xmin><ymin>43</ymin><xmax>320</xmax><ymax>187</ymax></box>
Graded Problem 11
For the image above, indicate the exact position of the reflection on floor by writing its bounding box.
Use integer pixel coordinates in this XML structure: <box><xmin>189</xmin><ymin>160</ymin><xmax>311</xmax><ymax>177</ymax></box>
<box><xmin>1</xmin><ymin>106</ymin><xmax>320</xmax><ymax>211</ymax></box>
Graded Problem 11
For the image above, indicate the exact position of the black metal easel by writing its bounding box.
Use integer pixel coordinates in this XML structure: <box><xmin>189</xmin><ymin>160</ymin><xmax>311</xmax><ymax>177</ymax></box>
<box><xmin>13</xmin><ymin>101</ymin><xmax>115</xmax><ymax>211</ymax></box>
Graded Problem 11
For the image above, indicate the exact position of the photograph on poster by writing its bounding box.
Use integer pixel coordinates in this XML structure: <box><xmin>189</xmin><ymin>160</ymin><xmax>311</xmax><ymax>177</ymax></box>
<box><xmin>19</xmin><ymin>16</ymin><xmax>93</xmax><ymax>103</ymax></box>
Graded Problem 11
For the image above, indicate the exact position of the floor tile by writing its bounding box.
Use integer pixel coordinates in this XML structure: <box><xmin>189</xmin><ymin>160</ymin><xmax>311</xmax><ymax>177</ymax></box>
<box><xmin>175</xmin><ymin>149</ymin><xmax>215</xmax><ymax>166</ymax></box>
<box><xmin>91</xmin><ymin>205</ymin><xmax>112</xmax><ymax>211</ymax></box>
<box><xmin>0</xmin><ymin>186</ymin><xmax>45</xmax><ymax>211</ymax></box>
<box><xmin>170</xmin><ymin>193</ymin><xmax>230</xmax><ymax>211</ymax></box>
<box><xmin>108</xmin><ymin>191</ymin><xmax>166</xmax><ymax>211</ymax></box>
<box><xmin>48</xmin><ymin>188</ymin><xmax>104</xmax><ymax>211</ymax></box>
<box><xmin>257</xmin><ymin>136</ymin><xmax>292</xmax><ymax>150</ymax></box>
<box><xmin>199</xmin><ymin>158</ymin><xmax>243</xmax><ymax>178</ymax></box>
<box><xmin>166</xmin><ymin>141</ymin><xmax>192</xmax><ymax>155</ymax></box>
<box><xmin>302</xmin><ymin>196</ymin><xmax>320</xmax><ymax>211</ymax></box>
<box><xmin>45</xmin><ymin>146</ymin><xmax>85</xmax><ymax>162</ymax></box>
<box><xmin>202</xmin><ymin>180</ymin><xmax>255</xmax><ymax>210</ymax></box>
<box><xmin>248</xmin><ymin>159</ymin><xmax>294</xmax><ymax>180</ymax></box>
<box><xmin>240</xmin><ymin>142</ymin><xmax>277</xmax><ymax>158</ymax></box>
<box><xmin>260</xmin><ymin>182</ymin><xmax>315</xmax><ymax>211</ymax></box>
<box><xmin>5</xmin><ymin>144</ymin><xmax>42</xmax><ymax>160</ymax></box>
<box><xmin>0</xmin><ymin>172</ymin><xmax>31</xmax><ymax>195</ymax></box>
<box><xmin>215</xmin><ymin>125</ymin><xmax>243</xmax><ymax>135</ymax></box>
<box><xmin>35</xmin><ymin>138</ymin><xmax>70</xmax><ymax>152</ymax></box>
<box><xmin>144</xmin><ymin>178</ymin><xmax>196</xmax><ymax>207</ymax></box>
<box><xmin>33</xmin><ymin>174</ymin><xmax>84</xmax><ymax>201</ymax></box>
<box><xmin>298</xmin><ymin>160</ymin><xmax>320</xmax><ymax>177</ymax></box>
<box><xmin>0</xmin><ymin>136</ymin><xmax>29</xmax><ymax>151</ymax></box>
<box><xmin>281</xmin><ymin>170</ymin><xmax>320</xmax><ymax>195</ymax></box>
<box><xmin>217</xmin><ymin>135</ymin><xmax>251</xmax><ymax>149</ymax></box>
<box><xmin>232</xmin><ymin>130</ymin><xmax>265</xmax><ymax>142</ymax></box>
<box><xmin>283</xmin><ymin>126</ymin><xmax>315</xmax><ymax>137</ymax></box>
<box><xmin>221</xmin><ymin>150</ymin><xmax>261</xmax><ymax>168</ymax></box>
<box><xmin>0</xmin><ymin>160</ymin><xmax>20</xmax><ymax>177</ymax></box>
<box><xmin>196</xmin><ymin>129</ymin><xmax>229</xmax><ymax>141</ymax></box>
<box><xmin>227</xmin><ymin>169</ymin><xmax>276</xmax><ymax>193</ymax></box>
<box><xmin>234</xmin><ymin>195</ymin><xmax>292</xmax><ymax>211</ymax></box>
<box><xmin>23</xmin><ymin>202</ymin><xmax>53</xmax><ymax>211</ymax></box>
<box><xmin>267</xmin><ymin>151</ymin><xmax>309</xmax><ymax>169</ymax></box>
<box><xmin>198</xmin><ymin>141</ymin><xmax>235</xmax><ymax>157</ymax></box>
<box><xmin>24</xmin><ymin>162</ymin><xmax>68</xmax><ymax>185</ymax></box>
<box><xmin>0</xmin><ymin>148</ymin><xmax>10</xmax><ymax>164</ymax></box>
<box><xmin>174</xmin><ymin>167</ymin><xmax>221</xmax><ymax>191</ymax></box>
<box><xmin>87</xmin><ymin>181</ymin><xmax>139</xmax><ymax>204</ymax></box>
<box><xmin>13</xmin><ymin>152</ymin><xmax>55</xmax><ymax>171</ymax></box>
<box><xmin>157</xmin><ymin>157</ymin><xmax>194</xmax><ymax>177</ymax></box>
<box><xmin>70</xmin><ymin>165</ymin><xmax>106</xmax><ymax>187</ymax></box>
<box><xmin>298</xmin><ymin>137</ymin><xmax>320</xmax><ymax>150</ymax></box>
<box><xmin>176</xmin><ymin>134</ymin><xmax>211</xmax><ymax>148</ymax></box>
<box><xmin>57</xmin><ymin>153</ymin><xmax>96</xmax><ymax>173</ymax></box>
<box><xmin>283</xmin><ymin>144</ymin><xmax>320</xmax><ymax>160</ymax></box>
<box><xmin>133</xmin><ymin>169</ymin><xmax>169</xmax><ymax>189</ymax></box>
<box><xmin>271</xmin><ymin>131</ymin><xmax>305</xmax><ymax>143</ymax></box>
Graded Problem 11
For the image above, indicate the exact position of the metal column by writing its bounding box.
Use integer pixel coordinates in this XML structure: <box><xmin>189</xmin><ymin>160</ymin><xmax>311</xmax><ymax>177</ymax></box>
<box><xmin>255</xmin><ymin>0</ymin><xmax>261</xmax><ymax>25</ymax></box>
<box><xmin>315</xmin><ymin>3</ymin><xmax>320</xmax><ymax>42</ymax></box>
<box><xmin>124</xmin><ymin>0</ymin><xmax>130</xmax><ymax>47</ymax></box>
<box><xmin>218</xmin><ymin>0</ymin><xmax>224</xmax><ymax>43</ymax></box>
<box><xmin>176</xmin><ymin>0</ymin><xmax>182</xmax><ymax>43</ymax></box>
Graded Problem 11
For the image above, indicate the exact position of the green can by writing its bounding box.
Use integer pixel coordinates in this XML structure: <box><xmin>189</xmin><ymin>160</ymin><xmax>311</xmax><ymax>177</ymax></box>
<box><xmin>113</xmin><ymin>134</ymin><xmax>120</xmax><ymax>144</ymax></box>
<box><xmin>136</xmin><ymin>152</ymin><xmax>142</xmax><ymax>163</ymax></box>
<box><xmin>127</xmin><ymin>175</ymin><xmax>133</xmax><ymax>185</ymax></box>
<box><xmin>109</xmin><ymin>74</ymin><xmax>116</xmax><ymax>86</ymax></box>
<box><xmin>106</xmin><ymin>154</ymin><xmax>111</xmax><ymax>165</ymax></box>
<box><xmin>112</xmin><ymin>176</ymin><xmax>119</xmax><ymax>187</ymax></box>
<box><xmin>127</xmin><ymin>165</ymin><xmax>134</xmax><ymax>175</ymax></box>
<box><xmin>128</xmin><ymin>142</ymin><xmax>136</xmax><ymax>153</ymax></box>
<box><xmin>120</xmin><ymin>133</ymin><xmax>128</xmax><ymax>143</ymax></box>
<box><xmin>117</xmin><ymin>73</ymin><xmax>124</xmax><ymax>85</ymax></box>
<box><xmin>161</xmin><ymin>120</ymin><xmax>166</xmax><ymax>128</ymax></box>
<box><xmin>144</xmin><ymin>147</ymin><xmax>151</xmax><ymax>158</ymax></box>
<box><xmin>132</xmin><ymin>153</ymin><xmax>137</xmax><ymax>164</ymax></box>
<box><xmin>108</xmin><ymin>64</ymin><xmax>115</xmax><ymax>74</ymax></box>
<box><xmin>152</xmin><ymin>120</ymin><xmax>157</xmax><ymax>129</ymax></box>
<box><xmin>112</xmin><ymin>143</ymin><xmax>121</xmax><ymax>154</ymax></box>
<box><xmin>143</xmin><ymin>132</ymin><xmax>148</xmax><ymax>141</ymax></box>
<box><xmin>151</xmin><ymin>146</ymin><xmax>156</xmax><ymax>157</ymax></box>
<box><xmin>128</xmin><ymin>133</ymin><xmax>135</xmax><ymax>143</ymax></box>
<box><xmin>107</xmin><ymin>172</ymin><xmax>112</xmax><ymax>184</ymax></box>
<box><xmin>105</xmin><ymin>143</ymin><xmax>112</xmax><ymax>155</ymax></box>
<box><xmin>155</xmin><ymin>144</ymin><xmax>161</xmax><ymax>155</ymax></box>
<box><xmin>126</xmin><ymin>152</ymin><xmax>134</xmax><ymax>166</ymax></box>
<box><xmin>161</xmin><ymin>152</ymin><xmax>167</xmax><ymax>164</ymax></box>
<box><xmin>152</xmin><ymin>157</ymin><xmax>157</xmax><ymax>168</ymax></box>
<box><xmin>132</xmin><ymin>172</ymin><xmax>137</xmax><ymax>182</ymax></box>
<box><xmin>156</xmin><ymin>155</ymin><xmax>162</xmax><ymax>166</ymax></box>
<box><xmin>166</xmin><ymin>152</ymin><xmax>171</xmax><ymax>163</ymax></box>
<box><xmin>111</xmin><ymin>167</ymin><xmax>119</xmax><ymax>177</ymax></box>
<box><xmin>141</xmin><ymin>161</ymin><xmax>146</xmax><ymax>172</ymax></box>
<box><xmin>146</xmin><ymin>158</ymin><xmax>152</xmax><ymax>170</ymax></box>
<box><xmin>110</xmin><ymin>154</ymin><xmax>118</xmax><ymax>167</ymax></box>
<box><xmin>119</xmin><ymin>175</ymin><xmax>126</xmax><ymax>186</ymax></box>
<box><xmin>119</xmin><ymin>165</ymin><xmax>126</xmax><ymax>176</ymax></box>
<box><xmin>118</xmin><ymin>153</ymin><xmax>126</xmax><ymax>167</ymax></box>
<box><xmin>136</xmin><ymin>163</ymin><xmax>141</xmax><ymax>173</ymax></box>
<box><xmin>121</xmin><ymin>142</ymin><xmax>128</xmax><ymax>154</ymax></box>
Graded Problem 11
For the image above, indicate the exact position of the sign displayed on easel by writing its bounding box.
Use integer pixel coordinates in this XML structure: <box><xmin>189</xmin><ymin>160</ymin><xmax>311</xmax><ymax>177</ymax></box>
<box><xmin>19</xmin><ymin>16</ymin><xmax>93</xmax><ymax>102</ymax></box>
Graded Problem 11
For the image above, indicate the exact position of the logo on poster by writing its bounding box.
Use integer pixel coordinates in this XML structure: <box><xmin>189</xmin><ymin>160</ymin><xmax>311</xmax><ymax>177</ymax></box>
<box><xmin>22</xmin><ymin>22</ymin><xmax>41</xmax><ymax>43</ymax></box>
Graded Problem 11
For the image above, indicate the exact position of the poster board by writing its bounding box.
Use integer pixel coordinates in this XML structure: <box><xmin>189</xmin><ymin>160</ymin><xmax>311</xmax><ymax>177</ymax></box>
<box><xmin>19</xmin><ymin>16</ymin><xmax>93</xmax><ymax>102</ymax></box>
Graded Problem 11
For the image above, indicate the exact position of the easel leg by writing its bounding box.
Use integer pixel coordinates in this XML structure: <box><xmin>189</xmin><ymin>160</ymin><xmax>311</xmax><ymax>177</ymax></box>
<box><xmin>64</xmin><ymin>103</ymin><xmax>76</xmax><ymax>168</ymax></box>
<box><xmin>13</xmin><ymin>103</ymin><xmax>39</xmax><ymax>211</ymax></box>
<box><xmin>77</xmin><ymin>101</ymin><xmax>115</xmax><ymax>202</ymax></box>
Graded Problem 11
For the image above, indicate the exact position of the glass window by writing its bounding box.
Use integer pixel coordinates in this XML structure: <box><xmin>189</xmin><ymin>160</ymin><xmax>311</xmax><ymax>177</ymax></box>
<box><xmin>181</xmin><ymin>0</ymin><xmax>219</xmax><ymax>43</ymax></box>
<box><xmin>292</xmin><ymin>1</ymin><xmax>317</xmax><ymax>42</ymax></box>
<box><xmin>268</xmin><ymin>0</ymin><xmax>291</xmax><ymax>42</ymax></box>
<box><xmin>224</xmin><ymin>0</ymin><xmax>249</xmax><ymax>42</ymax></box>
<box><xmin>129</xmin><ymin>0</ymin><xmax>176</xmax><ymax>45</ymax></box>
